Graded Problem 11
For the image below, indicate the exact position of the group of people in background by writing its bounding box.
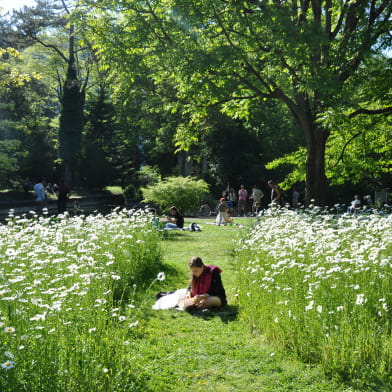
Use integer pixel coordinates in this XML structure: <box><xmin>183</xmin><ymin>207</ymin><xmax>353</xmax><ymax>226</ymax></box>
<box><xmin>29</xmin><ymin>177</ymin><xmax>71</xmax><ymax>214</ymax></box>
<box><xmin>219</xmin><ymin>180</ymin><xmax>291</xmax><ymax>220</ymax></box>
<box><xmin>347</xmin><ymin>194</ymin><xmax>373</xmax><ymax>213</ymax></box>
<box><xmin>221</xmin><ymin>182</ymin><xmax>378</xmax><ymax>217</ymax></box>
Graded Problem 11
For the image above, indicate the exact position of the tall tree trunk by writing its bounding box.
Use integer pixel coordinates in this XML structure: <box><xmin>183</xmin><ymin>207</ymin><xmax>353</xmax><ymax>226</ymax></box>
<box><xmin>305</xmin><ymin>126</ymin><xmax>329</xmax><ymax>206</ymax></box>
<box><xmin>291</xmin><ymin>95</ymin><xmax>330</xmax><ymax>205</ymax></box>
<box><xmin>59</xmin><ymin>24</ymin><xmax>83</xmax><ymax>187</ymax></box>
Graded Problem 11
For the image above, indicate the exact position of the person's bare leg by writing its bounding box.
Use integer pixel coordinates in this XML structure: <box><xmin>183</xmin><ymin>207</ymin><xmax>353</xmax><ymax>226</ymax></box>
<box><xmin>179</xmin><ymin>296</ymin><xmax>222</xmax><ymax>310</ymax></box>
<box><xmin>179</xmin><ymin>297</ymin><xmax>196</xmax><ymax>310</ymax></box>
<box><xmin>198</xmin><ymin>296</ymin><xmax>222</xmax><ymax>309</ymax></box>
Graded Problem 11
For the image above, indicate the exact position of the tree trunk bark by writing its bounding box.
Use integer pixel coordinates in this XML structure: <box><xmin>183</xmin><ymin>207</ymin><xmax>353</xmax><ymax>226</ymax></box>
<box><xmin>58</xmin><ymin>24</ymin><xmax>83</xmax><ymax>188</ymax></box>
<box><xmin>64</xmin><ymin>164</ymin><xmax>72</xmax><ymax>188</ymax></box>
<box><xmin>305</xmin><ymin>126</ymin><xmax>329</xmax><ymax>206</ymax></box>
<box><xmin>291</xmin><ymin>95</ymin><xmax>330</xmax><ymax>206</ymax></box>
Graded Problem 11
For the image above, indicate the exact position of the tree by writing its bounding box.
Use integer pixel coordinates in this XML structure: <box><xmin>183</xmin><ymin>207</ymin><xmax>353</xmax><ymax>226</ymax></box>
<box><xmin>77</xmin><ymin>0</ymin><xmax>392</xmax><ymax>204</ymax></box>
<box><xmin>321</xmin><ymin>55</ymin><xmax>392</xmax><ymax>190</ymax></box>
<box><xmin>0</xmin><ymin>47</ymin><xmax>56</xmax><ymax>187</ymax></box>
<box><xmin>11</xmin><ymin>0</ymin><xmax>90</xmax><ymax>185</ymax></box>
<box><xmin>269</xmin><ymin>54</ymin><xmax>392</xmax><ymax>193</ymax></box>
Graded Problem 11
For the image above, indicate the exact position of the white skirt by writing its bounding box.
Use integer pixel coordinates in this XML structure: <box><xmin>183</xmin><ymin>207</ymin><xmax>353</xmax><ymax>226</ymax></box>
<box><xmin>152</xmin><ymin>288</ymin><xmax>188</xmax><ymax>310</ymax></box>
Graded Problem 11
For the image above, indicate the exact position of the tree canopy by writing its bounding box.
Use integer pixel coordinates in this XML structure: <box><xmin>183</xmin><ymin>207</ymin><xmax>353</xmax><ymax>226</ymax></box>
<box><xmin>76</xmin><ymin>0</ymin><xmax>392</xmax><ymax>203</ymax></box>
<box><xmin>0</xmin><ymin>0</ymin><xmax>390</xmax><ymax>204</ymax></box>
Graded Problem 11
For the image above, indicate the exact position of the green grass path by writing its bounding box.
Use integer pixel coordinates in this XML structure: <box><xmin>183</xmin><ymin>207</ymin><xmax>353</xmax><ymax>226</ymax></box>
<box><xmin>132</xmin><ymin>220</ymin><xmax>354</xmax><ymax>392</ymax></box>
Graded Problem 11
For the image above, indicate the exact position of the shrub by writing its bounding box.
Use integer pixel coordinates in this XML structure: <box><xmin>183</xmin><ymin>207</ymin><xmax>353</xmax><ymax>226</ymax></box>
<box><xmin>137</xmin><ymin>165</ymin><xmax>161</xmax><ymax>186</ymax></box>
<box><xmin>123</xmin><ymin>183</ymin><xmax>138</xmax><ymax>201</ymax></box>
<box><xmin>141</xmin><ymin>176</ymin><xmax>209</xmax><ymax>213</ymax></box>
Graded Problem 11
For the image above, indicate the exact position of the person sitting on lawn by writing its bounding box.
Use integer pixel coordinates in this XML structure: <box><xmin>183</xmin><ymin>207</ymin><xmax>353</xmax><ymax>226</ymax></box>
<box><xmin>216</xmin><ymin>197</ymin><xmax>229</xmax><ymax>226</ymax></box>
<box><xmin>165</xmin><ymin>206</ymin><xmax>184</xmax><ymax>229</ymax></box>
<box><xmin>179</xmin><ymin>256</ymin><xmax>227</xmax><ymax>311</ymax></box>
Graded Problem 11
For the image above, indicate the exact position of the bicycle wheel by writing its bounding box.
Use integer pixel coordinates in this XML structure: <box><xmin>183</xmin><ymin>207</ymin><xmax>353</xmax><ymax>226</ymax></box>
<box><xmin>199</xmin><ymin>204</ymin><xmax>211</xmax><ymax>217</ymax></box>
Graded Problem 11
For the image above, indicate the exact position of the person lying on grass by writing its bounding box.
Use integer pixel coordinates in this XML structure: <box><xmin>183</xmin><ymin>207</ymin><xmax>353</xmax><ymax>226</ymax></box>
<box><xmin>179</xmin><ymin>256</ymin><xmax>227</xmax><ymax>311</ymax></box>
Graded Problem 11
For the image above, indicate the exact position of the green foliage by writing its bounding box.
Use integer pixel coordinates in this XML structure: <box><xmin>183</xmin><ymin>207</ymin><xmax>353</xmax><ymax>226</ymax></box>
<box><xmin>0</xmin><ymin>140</ymin><xmax>22</xmax><ymax>186</ymax></box>
<box><xmin>141</xmin><ymin>176</ymin><xmax>209</xmax><ymax>212</ymax></box>
<box><xmin>75</xmin><ymin>0</ymin><xmax>392</xmax><ymax>203</ymax></box>
<box><xmin>0</xmin><ymin>47</ymin><xmax>56</xmax><ymax>186</ymax></box>
<box><xmin>325</xmin><ymin>115</ymin><xmax>392</xmax><ymax>186</ymax></box>
<box><xmin>320</xmin><ymin>56</ymin><xmax>392</xmax><ymax>187</ymax></box>
<box><xmin>123</xmin><ymin>183</ymin><xmax>137</xmax><ymax>201</ymax></box>
<box><xmin>265</xmin><ymin>147</ymin><xmax>307</xmax><ymax>190</ymax></box>
<box><xmin>137</xmin><ymin>165</ymin><xmax>161</xmax><ymax>186</ymax></box>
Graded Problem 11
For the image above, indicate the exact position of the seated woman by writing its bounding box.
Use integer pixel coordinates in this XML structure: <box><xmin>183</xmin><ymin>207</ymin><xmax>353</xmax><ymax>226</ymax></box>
<box><xmin>165</xmin><ymin>206</ymin><xmax>184</xmax><ymax>230</ymax></box>
<box><xmin>179</xmin><ymin>256</ymin><xmax>227</xmax><ymax>311</ymax></box>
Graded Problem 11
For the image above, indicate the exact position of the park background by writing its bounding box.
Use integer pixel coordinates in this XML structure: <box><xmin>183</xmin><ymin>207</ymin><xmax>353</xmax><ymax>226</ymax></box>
<box><xmin>0</xmin><ymin>0</ymin><xmax>391</xmax><ymax>207</ymax></box>
<box><xmin>0</xmin><ymin>2</ymin><xmax>391</xmax><ymax>391</ymax></box>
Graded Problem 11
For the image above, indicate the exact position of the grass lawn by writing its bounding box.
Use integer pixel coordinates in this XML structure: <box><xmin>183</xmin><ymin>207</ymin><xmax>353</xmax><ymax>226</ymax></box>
<box><xmin>131</xmin><ymin>218</ymin><xmax>355</xmax><ymax>392</ymax></box>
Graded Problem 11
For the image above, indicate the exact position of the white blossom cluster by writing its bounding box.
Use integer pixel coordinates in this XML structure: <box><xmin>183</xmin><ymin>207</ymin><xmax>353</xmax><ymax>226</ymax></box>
<box><xmin>234</xmin><ymin>211</ymin><xmax>391</xmax><ymax>374</ymax></box>
<box><xmin>0</xmin><ymin>208</ymin><xmax>161</xmax><ymax>377</ymax></box>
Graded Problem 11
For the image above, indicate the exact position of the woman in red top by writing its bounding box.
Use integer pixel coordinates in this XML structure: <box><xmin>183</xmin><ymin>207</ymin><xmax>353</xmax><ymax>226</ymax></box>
<box><xmin>180</xmin><ymin>256</ymin><xmax>227</xmax><ymax>311</ymax></box>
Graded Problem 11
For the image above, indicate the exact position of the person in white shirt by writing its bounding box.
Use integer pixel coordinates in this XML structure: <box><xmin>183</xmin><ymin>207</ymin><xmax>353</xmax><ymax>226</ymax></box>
<box><xmin>348</xmin><ymin>195</ymin><xmax>361</xmax><ymax>213</ymax></box>
<box><xmin>250</xmin><ymin>185</ymin><xmax>264</xmax><ymax>215</ymax></box>
<box><xmin>34</xmin><ymin>178</ymin><xmax>46</xmax><ymax>212</ymax></box>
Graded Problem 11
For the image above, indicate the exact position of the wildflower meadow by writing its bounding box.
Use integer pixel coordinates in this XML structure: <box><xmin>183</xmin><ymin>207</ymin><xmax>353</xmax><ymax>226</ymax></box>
<box><xmin>234</xmin><ymin>210</ymin><xmax>392</xmax><ymax>387</ymax></box>
<box><xmin>0</xmin><ymin>209</ymin><xmax>162</xmax><ymax>391</ymax></box>
<box><xmin>1</xmin><ymin>206</ymin><xmax>391</xmax><ymax>391</ymax></box>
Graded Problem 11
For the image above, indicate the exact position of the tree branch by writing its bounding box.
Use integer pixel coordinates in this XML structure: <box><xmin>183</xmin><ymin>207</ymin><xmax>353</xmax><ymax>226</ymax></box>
<box><xmin>330</xmin><ymin>131</ymin><xmax>362</xmax><ymax>168</ymax></box>
<box><xmin>330</xmin><ymin>0</ymin><xmax>349</xmax><ymax>39</ymax></box>
<box><xmin>348</xmin><ymin>106</ymin><xmax>392</xmax><ymax>118</ymax></box>
<box><xmin>338</xmin><ymin>0</ymin><xmax>392</xmax><ymax>82</ymax></box>
<box><xmin>198</xmin><ymin>94</ymin><xmax>259</xmax><ymax>108</ymax></box>
<box><xmin>145</xmin><ymin>0</ymin><xmax>173</xmax><ymax>45</ymax></box>
<box><xmin>61</xmin><ymin>0</ymin><xmax>71</xmax><ymax>15</ymax></box>
<box><xmin>30</xmin><ymin>35</ymin><xmax>69</xmax><ymax>62</ymax></box>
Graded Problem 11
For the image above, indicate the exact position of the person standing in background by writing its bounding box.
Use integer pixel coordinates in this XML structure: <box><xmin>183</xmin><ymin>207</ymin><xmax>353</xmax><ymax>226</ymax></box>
<box><xmin>238</xmin><ymin>185</ymin><xmax>248</xmax><ymax>217</ymax></box>
<box><xmin>268</xmin><ymin>180</ymin><xmax>282</xmax><ymax>206</ymax></box>
<box><xmin>250</xmin><ymin>185</ymin><xmax>264</xmax><ymax>216</ymax></box>
<box><xmin>56</xmin><ymin>180</ymin><xmax>71</xmax><ymax>214</ymax></box>
<box><xmin>292</xmin><ymin>189</ymin><xmax>299</xmax><ymax>208</ymax></box>
<box><xmin>216</xmin><ymin>197</ymin><xmax>229</xmax><ymax>225</ymax></box>
<box><xmin>34</xmin><ymin>178</ymin><xmax>46</xmax><ymax>213</ymax></box>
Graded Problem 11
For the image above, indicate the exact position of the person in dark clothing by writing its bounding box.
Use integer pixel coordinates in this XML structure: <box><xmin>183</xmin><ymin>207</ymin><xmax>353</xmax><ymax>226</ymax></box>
<box><xmin>268</xmin><ymin>180</ymin><xmax>283</xmax><ymax>206</ymax></box>
<box><xmin>165</xmin><ymin>206</ymin><xmax>184</xmax><ymax>229</ymax></box>
<box><xmin>179</xmin><ymin>256</ymin><xmax>227</xmax><ymax>311</ymax></box>
<box><xmin>56</xmin><ymin>180</ymin><xmax>70</xmax><ymax>214</ymax></box>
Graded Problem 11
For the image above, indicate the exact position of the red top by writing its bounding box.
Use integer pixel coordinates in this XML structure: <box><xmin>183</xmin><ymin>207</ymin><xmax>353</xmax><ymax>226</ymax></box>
<box><xmin>192</xmin><ymin>265</ymin><xmax>222</xmax><ymax>296</ymax></box>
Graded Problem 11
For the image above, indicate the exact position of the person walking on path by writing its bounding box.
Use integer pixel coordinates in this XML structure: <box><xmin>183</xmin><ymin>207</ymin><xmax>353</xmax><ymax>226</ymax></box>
<box><xmin>238</xmin><ymin>185</ymin><xmax>248</xmax><ymax>217</ymax></box>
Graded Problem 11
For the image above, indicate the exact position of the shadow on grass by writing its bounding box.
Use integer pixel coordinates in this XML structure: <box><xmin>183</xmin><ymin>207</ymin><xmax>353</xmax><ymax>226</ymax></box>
<box><xmin>159</xmin><ymin>263</ymin><xmax>184</xmax><ymax>285</ymax></box>
<box><xmin>162</xmin><ymin>230</ymin><xmax>202</xmax><ymax>242</ymax></box>
<box><xmin>188</xmin><ymin>304</ymin><xmax>239</xmax><ymax>324</ymax></box>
